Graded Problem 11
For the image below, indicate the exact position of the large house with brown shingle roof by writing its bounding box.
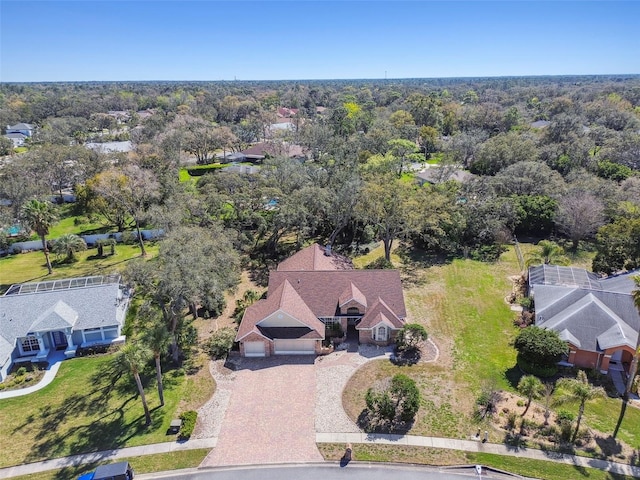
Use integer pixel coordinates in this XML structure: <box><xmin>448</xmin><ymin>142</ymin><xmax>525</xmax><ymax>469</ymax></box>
<box><xmin>236</xmin><ymin>244</ymin><xmax>406</xmax><ymax>357</ymax></box>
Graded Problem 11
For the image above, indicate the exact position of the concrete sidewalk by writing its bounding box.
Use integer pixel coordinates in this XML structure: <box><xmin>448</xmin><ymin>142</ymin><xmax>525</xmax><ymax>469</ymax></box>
<box><xmin>0</xmin><ymin>438</ymin><xmax>217</xmax><ymax>479</ymax></box>
<box><xmin>316</xmin><ymin>432</ymin><xmax>640</xmax><ymax>478</ymax></box>
<box><xmin>0</xmin><ymin>351</ymin><xmax>65</xmax><ymax>399</ymax></box>
<box><xmin>2</xmin><ymin>433</ymin><xmax>640</xmax><ymax>479</ymax></box>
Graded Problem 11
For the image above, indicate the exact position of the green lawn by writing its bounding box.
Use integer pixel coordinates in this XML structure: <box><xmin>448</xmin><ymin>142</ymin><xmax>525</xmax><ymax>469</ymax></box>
<box><xmin>0</xmin><ymin>243</ymin><xmax>159</xmax><ymax>293</ymax></box>
<box><xmin>405</xmin><ymin>247</ymin><xmax>519</xmax><ymax>391</ymax></box>
<box><xmin>318</xmin><ymin>444</ymin><xmax>637</xmax><ymax>480</ymax></box>
<box><xmin>7</xmin><ymin>449</ymin><xmax>210</xmax><ymax>480</ymax></box>
<box><xmin>0</xmin><ymin>354</ymin><xmax>196</xmax><ymax>469</ymax></box>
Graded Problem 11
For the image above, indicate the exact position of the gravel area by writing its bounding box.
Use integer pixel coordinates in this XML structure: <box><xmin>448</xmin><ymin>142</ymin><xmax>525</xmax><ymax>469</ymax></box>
<box><xmin>192</xmin><ymin>359</ymin><xmax>237</xmax><ymax>439</ymax></box>
<box><xmin>314</xmin><ymin>344</ymin><xmax>393</xmax><ymax>433</ymax></box>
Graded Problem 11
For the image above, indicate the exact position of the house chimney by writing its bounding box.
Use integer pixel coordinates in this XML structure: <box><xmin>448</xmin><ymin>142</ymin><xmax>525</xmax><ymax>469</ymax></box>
<box><xmin>325</xmin><ymin>244</ymin><xmax>332</xmax><ymax>256</ymax></box>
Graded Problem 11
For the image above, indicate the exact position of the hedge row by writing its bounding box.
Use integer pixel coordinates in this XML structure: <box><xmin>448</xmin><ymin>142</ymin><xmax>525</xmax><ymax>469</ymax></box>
<box><xmin>179</xmin><ymin>410</ymin><xmax>198</xmax><ymax>440</ymax></box>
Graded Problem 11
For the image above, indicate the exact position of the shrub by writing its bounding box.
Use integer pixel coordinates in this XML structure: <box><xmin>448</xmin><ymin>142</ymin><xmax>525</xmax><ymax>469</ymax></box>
<box><xmin>365</xmin><ymin>374</ymin><xmax>421</xmax><ymax>427</ymax></box>
<box><xmin>16</xmin><ymin>367</ymin><xmax>27</xmax><ymax>376</ymax></box>
<box><xmin>506</xmin><ymin>411</ymin><xmax>519</xmax><ymax>430</ymax></box>
<box><xmin>395</xmin><ymin>323</ymin><xmax>428</xmax><ymax>352</ymax></box>
<box><xmin>121</xmin><ymin>231</ymin><xmax>138</xmax><ymax>245</ymax></box>
<box><xmin>516</xmin><ymin>355</ymin><xmax>559</xmax><ymax>377</ymax></box>
<box><xmin>365</xmin><ymin>256</ymin><xmax>393</xmax><ymax>269</ymax></box>
<box><xmin>514</xmin><ymin>326</ymin><xmax>568</xmax><ymax>371</ymax></box>
<box><xmin>178</xmin><ymin>410</ymin><xmax>198</xmax><ymax>440</ymax></box>
<box><xmin>205</xmin><ymin>327</ymin><xmax>236</xmax><ymax>359</ymax></box>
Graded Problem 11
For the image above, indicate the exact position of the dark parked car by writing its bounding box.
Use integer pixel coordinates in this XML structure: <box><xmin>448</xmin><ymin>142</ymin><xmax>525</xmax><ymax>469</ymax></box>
<box><xmin>78</xmin><ymin>461</ymin><xmax>134</xmax><ymax>480</ymax></box>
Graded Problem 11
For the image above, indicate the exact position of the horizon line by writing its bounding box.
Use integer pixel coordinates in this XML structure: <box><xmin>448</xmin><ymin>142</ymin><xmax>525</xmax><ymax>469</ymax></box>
<box><xmin>2</xmin><ymin>73</ymin><xmax>640</xmax><ymax>84</ymax></box>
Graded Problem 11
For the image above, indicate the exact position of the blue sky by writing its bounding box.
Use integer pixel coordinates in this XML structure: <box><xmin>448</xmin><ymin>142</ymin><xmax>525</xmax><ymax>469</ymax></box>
<box><xmin>1</xmin><ymin>1</ymin><xmax>639</xmax><ymax>82</ymax></box>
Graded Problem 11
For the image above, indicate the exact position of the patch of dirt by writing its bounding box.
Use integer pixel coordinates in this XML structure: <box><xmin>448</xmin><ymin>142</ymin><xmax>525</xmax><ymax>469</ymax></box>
<box><xmin>193</xmin><ymin>270</ymin><xmax>264</xmax><ymax>342</ymax></box>
<box><xmin>492</xmin><ymin>391</ymin><xmax>637</xmax><ymax>462</ymax></box>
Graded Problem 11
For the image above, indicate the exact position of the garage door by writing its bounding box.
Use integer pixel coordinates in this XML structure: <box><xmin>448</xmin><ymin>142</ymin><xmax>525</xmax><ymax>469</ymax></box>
<box><xmin>274</xmin><ymin>339</ymin><xmax>316</xmax><ymax>355</ymax></box>
<box><xmin>244</xmin><ymin>341</ymin><xmax>266</xmax><ymax>357</ymax></box>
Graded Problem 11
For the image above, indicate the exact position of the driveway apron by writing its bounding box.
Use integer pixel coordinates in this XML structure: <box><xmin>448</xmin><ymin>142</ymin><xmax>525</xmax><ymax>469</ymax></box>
<box><xmin>201</xmin><ymin>357</ymin><xmax>322</xmax><ymax>466</ymax></box>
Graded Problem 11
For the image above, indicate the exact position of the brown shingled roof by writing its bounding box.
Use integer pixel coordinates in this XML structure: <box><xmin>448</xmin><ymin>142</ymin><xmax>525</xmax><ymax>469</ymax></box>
<box><xmin>235</xmin><ymin>279</ymin><xmax>325</xmax><ymax>341</ymax></box>
<box><xmin>276</xmin><ymin>244</ymin><xmax>354</xmax><ymax>271</ymax></box>
<box><xmin>357</xmin><ymin>297</ymin><xmax>404</xmax><ymax>329</ymax></box>
<box><xmin>268</xmin><ymin>270</ymin><xmax>406</xmax><ymax>319</ymax></box>
<box><xmin>338</xmin><ymin>282</ymin><xmax>367</xmax><ymax>308</ymax></box>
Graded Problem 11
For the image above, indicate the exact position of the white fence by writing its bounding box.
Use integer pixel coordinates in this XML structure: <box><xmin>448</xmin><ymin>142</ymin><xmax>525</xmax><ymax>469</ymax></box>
<box><xmin>3</xmin><ymin>229</ymin><xmax>164</xmax><ymax>254</ymax></box>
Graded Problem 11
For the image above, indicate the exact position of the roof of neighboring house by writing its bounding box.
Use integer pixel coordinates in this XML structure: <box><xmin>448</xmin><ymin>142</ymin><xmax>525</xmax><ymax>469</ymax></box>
<box><xmin>7</xmin><ymin>123</ymin><xmax>34</xmax><ymax>131</ymax></box>
<box><xmin>0</xmin><ymin>276</ymin><xmax>127</xmax><ymax>367</ymax></box>
<box><xmin>4</xmin><ymin>132</ymin><xmax>27</xmax><ymax>139</ymax></box>
<box><xmin>529</xmin><ymin>265</ymin><xmax>637</xmax><ymax>294</ymax></box>
<box><xmin>530</xmin><ymin>266</ymin><xmax>640</xmax><ymax>353</ymax></box>
<box><xmin>268</xmin><ymin>270</ymin><xmax>406</xmax><ymax>319</ymax></box>
<box><xmin>416</xmin><ymin>167</ymin><xmax>473</xmax><ymax>185</ymax></box>
<box><xmin>240</xmin><ymin>142</ymin><xmax>305</xmax><ymax>159</ymax></box>
<box><xmin>530</xmin><ymin>120</ymin><xmax>551</xmax><ymax>129</ymax></box>
<box><xmin>85</xmin><ymin>141</ymin><xmax>133</xmax><ymax>153</ymax></box>
<box><xmin>277</xmin><ymin>244</ymin><xmax>354</xmax><ymax>271</ymax></box>
<box><xmin>277</xmin><ymin>107</ymin><xmax>299</xmax><ymax>118</ymax></box>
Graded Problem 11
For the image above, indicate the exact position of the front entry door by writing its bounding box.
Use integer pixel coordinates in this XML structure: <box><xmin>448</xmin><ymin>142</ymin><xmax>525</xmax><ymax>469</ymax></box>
<box><xmin>51</xmin><ymin>331</ymin><xmax>68</xmax><ymax>350</ymax></box>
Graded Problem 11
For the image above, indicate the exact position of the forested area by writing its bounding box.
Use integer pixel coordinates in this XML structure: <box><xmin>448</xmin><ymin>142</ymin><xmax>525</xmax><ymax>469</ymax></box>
<box><xmin>2</xmin><ymin>75</ymin><xmax>640</xmax><ymax>281</ymax></box>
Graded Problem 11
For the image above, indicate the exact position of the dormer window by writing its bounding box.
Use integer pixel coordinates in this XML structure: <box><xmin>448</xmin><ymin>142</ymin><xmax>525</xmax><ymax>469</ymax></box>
<box><xmin>347</xmin><ymin>307</ymin><xmax>361</xmax><ymax>315</ymax></box>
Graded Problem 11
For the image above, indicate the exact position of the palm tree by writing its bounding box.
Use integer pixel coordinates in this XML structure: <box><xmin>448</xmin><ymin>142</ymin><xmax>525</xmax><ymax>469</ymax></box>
<box><xmin>557</xmin><ymin>370</ymin><xmax>605</xmax><ymax>443</ymax></box>
<box><xmin>627</xmin><ymin>276</ymin><xmax>640</xmax><ymax>396</ymax></box>
<box><xmin>115</xmin><ymin>341</ymin><xmax>153</xmax><ymax>426</ymax></box>
<box><xmin>517</xmin><ymin>375</ymin><xmax>545</xmax><ymax>417</ymax></box>
<box><xmin>22</xmin><ymin>199</ymin><xmax>57</xmax><ymax>274</ymax></box>
<box><xmin>142</xmin><ymin>317</ymin><xmax>171</xmax><ymax>407</ymax></box>
<box><xmin>525</xmin><ymin>240</ymin><xmax>570</xmax><ymax>268</ymax></box>
<box><xmin>52</xmin><ymin>233</ymin><xmax>87</xmax><ymax>262</ymax></box>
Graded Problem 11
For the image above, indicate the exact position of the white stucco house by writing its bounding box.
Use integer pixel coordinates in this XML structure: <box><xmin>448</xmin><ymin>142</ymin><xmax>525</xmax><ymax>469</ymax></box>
<box><xmin>0</xmin><ymin>275</ymin><xmax>131</xmax><ymax>382</ymax></box>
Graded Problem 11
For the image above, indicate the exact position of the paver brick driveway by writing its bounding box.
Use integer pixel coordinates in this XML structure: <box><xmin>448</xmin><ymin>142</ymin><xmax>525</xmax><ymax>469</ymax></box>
<box><xmin>201</xmin><ymin>356</ymin><xmax>323</xmax><ymax>466</ymax></box>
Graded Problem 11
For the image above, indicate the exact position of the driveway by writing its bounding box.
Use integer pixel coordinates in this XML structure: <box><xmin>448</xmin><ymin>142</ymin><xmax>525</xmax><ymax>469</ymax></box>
<box><xmin>200</xmin><ymin>356</ymin><xmax>323</xmax><ymax>466</ymax></box>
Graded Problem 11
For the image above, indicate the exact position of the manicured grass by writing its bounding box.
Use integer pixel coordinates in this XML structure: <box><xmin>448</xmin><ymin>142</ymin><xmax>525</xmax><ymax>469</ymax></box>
<box><xmin>7</xmin><ymin>449</ymin><xmax>210</xmax><ymax>480</ymax></box>
<box><xmin>179</xmin><ymin>168</ymin><xmax>195</xmax><ymax>183</ymax></box>
<box><xmin>429</xmin><ymin>252</ymin><xmax>519</xmax><ymax>390</ymax></box>
<box><xmin>319</xmin><ymin>444</ymin><xmax>637</xmax><ymax>480</ymax></box>
<box><xmin>352</xmin><ymin>242</ymin><xmax>401</xmax><ymax>269</ymax></box>
<box><xmin>318</xmin><ymin>444</ymin><xmax>637</xmax><ymax>480</ymax></box>
<box><xmin>466</xmin><ymin>452</ymin><xmax>637</xmax><ymax>480</ymax></box>
<box><xmin>0</xmin><ymin>243</ymin><xmax>159</xmax><ymax>293</ymax></box>
<box><xmin>47</xmin><ymin>209</ymin><xmax>114</xmax><ymax>238</ymax></box>
<box><xmin>0</xmin><ymin>353</ymin><xmax>211</xmax><ymax>468</ymax></box>
<box><xmin>570</xmin><ymin>397</ymin><xmax>640</xmax><ymax>451</ymax></box>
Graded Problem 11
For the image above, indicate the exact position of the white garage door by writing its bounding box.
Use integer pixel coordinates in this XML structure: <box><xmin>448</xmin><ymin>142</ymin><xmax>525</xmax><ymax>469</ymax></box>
<box><xmin>244</xmin><ymin>341</ymin><xmax>266</xmax><ymax>357</ymax></box>
<box><xmin>274</xmin><ymin>339</ymin><xmax>316</xmax><ymax>355</ymax></box>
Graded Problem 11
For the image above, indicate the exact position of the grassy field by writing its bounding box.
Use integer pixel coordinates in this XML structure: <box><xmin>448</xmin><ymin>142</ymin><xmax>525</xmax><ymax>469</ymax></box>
<box><xmin>0</xmin><ymin>243</ymin><xmax>159</xmax><ymax>293</ymax></box>
<box><xmin>318</xmin><ymin>444</ymin><xmax>637</xmax><ymax>480</ymax></box>
<box><xmin>0</xmin><ymin>353</ymin><xmax>212</xmax><ymax>468</ymax></box>
<box><xmin>7</xmin><ymin>449</ymin><xmax>210</xmax><ymax>480</ymax></box>
<box><xmin>345</xmin><ymin>241</ymin><xmax>640</xmax><ymax>465</ymax></box>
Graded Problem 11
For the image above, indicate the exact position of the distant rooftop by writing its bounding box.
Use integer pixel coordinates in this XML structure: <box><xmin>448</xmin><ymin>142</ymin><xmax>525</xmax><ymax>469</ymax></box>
<box><xmin>4</xmin><ymin>275</ymin><xmax>121</xmax><ymax>296</ymax></box>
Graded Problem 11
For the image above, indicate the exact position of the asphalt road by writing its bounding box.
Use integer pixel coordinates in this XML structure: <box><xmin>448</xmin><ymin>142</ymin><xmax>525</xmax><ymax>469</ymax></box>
<box><xmin>142</xmin><ymin>463</ymin><xmax>520</xmax><ymax>480</ymax></box>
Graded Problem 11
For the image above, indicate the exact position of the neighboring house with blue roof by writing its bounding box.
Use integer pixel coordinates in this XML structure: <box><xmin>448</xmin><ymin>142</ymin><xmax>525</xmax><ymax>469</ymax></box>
<box><xmin>0</xmin><ymin>275</ymin><xmax>131</xmax><ymax>382</ymax></box>
<box><xmin>529</xmin><ymin>265</ymin><xmax>640</xmax><ymax>375</ymax></box>
<box><xmin>4</xmin><ymin>132</ymin><xmax>28</xmax><ymax>147</ymax></box>
<box><xmin>6</xmin><ymin>123</ymin><xmax>34</xmax><ymax>137</ymax></box>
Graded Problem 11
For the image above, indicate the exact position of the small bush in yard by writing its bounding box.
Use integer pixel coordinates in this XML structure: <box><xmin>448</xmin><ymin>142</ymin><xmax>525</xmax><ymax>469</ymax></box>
<box><xmin>179</xmin><ymin>410</ymin><xmax>197</xmax><ymax>440</ymax></box>
<box><xmin>205</xmin><ymin>327</ymin><xmax>236</xmax><ymax>359</ymax></box>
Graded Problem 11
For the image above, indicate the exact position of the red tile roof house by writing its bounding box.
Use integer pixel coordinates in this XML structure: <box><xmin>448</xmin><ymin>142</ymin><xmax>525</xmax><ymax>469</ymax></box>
<box><xmin>235</xmin><ymin>244</ymin><xmax>407</xmax><ymax>357</ymax></box>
